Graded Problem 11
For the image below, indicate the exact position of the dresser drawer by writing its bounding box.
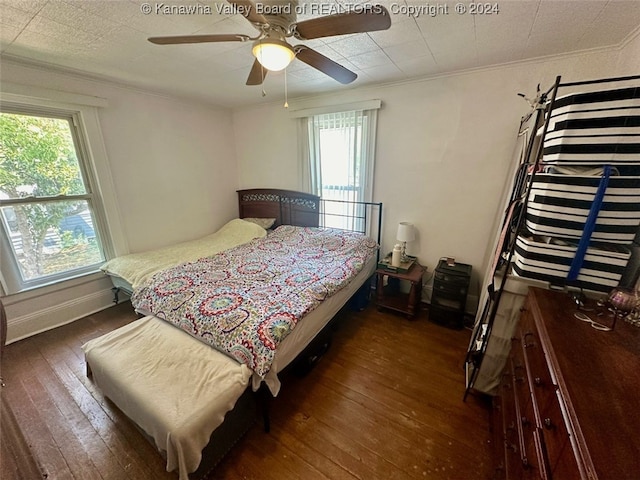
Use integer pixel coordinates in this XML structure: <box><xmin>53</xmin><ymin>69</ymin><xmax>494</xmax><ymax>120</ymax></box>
<box><xmin>433</xmin><ymin>269</ymin><xmax>470</xmax><ymax>286</ymax></box>
<box><xmin>548</xmin><ymin>431</ymin><xmax>581</xmax><ymax>479</ymax></box>
<box><xmin>500</xmin><ymin>361</ymin><xmax>539</xmax><ymax>480</ymax></box>
<box><xmin>518</xmin><ymin>311</ymin><xmax>557</xmax><ymax>417</ymax></box>
<box><xmin>539</xmin><ymin>392</ymin><xmax>571</xmax><ymax>473</ymax></box>
<box><xmin>500</xmin><ymin>365</ymin><xmax>516</xmax><ymax>441</ymax></box>
<box><xmin>431</xmin><ymin>291</ymin><xmax>465</xmax><ymax>310</ymax></box>
<box><xmin>433</xmin><ymin>279</ymin><xmax>469</xmax><ymax>298</ymax></box>
<box><xmin>511</xmin><ymin>338</ymin><xmax>550</xmax><ymax>479</ymax></box>
<box><xmin>509</xmin><ymin>337</ymin><xmax>531</xmax><ymax>424</ymax></box>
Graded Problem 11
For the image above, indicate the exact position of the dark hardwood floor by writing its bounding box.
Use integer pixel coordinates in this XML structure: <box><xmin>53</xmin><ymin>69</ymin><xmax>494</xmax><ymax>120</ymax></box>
<box><xmin>1</xmin><ymin>301</ymin><xmax>493</xmax><ymax>479</ymax></box>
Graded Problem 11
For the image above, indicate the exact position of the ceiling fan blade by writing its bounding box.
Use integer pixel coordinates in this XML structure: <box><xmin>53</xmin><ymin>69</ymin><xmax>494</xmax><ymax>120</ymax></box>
<box><xmin>148</xmin><ymin>34</ymin><xmax>250</xmax><ymax>45</ymax></box>
<box><xmin>227</xmin><ymin>0</ymin><xmax>268</xmax><ymax>25</ymax></box>
<box><xmin>292</xmin><ymin>6</ymin><xmax>391</xmax><ymax>40</ymax></box>
<box><xmin>295</xmin><ymin>46</ymin><xmax>357</xmax><ymax>84</ymax></box>
<box><xmin>246</xmin><ymin>59</ymin><xmax>268</xmax><ymax>85</ymax></box>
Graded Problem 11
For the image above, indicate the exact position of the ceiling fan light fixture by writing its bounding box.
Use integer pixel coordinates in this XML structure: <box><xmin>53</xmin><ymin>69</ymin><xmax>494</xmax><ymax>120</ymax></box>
<box><xmin>252</xmin><ymin>38</ymin><xmax>295</xmax><ymax>72</ymax></box>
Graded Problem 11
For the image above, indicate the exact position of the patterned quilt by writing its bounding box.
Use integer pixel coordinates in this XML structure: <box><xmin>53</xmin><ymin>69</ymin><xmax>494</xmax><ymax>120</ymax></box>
<box><xmin>131</xmin><ymin>226</ymin><xmax>378</xmax><ymax>378</ymax></box>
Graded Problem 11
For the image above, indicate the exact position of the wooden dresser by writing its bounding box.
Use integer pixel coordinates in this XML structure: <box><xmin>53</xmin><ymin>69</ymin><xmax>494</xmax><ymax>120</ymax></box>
<box><xmin>492</xmin><ymin>287</ymin><xmax>640</xmax><ymax>479</ymax></box>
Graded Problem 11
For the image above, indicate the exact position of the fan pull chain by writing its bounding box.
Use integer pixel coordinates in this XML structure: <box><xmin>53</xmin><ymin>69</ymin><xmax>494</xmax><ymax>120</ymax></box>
<box><xmin>284</xmin><ymin>67</ymin><xmax>289</xmax><ymax>108</ymax></box>
<box><xmin>260</xmin><ymin>52</ymin><xmax>266</xmax><ymax>97</ymax></box>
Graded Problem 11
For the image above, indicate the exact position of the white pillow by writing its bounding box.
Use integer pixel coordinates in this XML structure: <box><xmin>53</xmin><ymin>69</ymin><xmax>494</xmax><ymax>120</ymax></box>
<box><xmin>243</xmin><ymin>217</ymin><xmax>276</xmax><ymax>229</ymax></box>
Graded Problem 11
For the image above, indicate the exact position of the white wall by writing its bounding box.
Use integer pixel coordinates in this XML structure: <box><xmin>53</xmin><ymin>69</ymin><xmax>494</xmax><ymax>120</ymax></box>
<box><xmin>233</xmin><ymin>43</ymin><xmax>637</xmax><ymax>311</ymax></box>
<box><xmin>616</xmin><ymin>29</ymin><xmax>640</xmax><ymax>74</ymax></box>
<box><xmin>96</xmin><ymin>89</ymin><xmax>238</xmax><ymax>252</ymax></box>
<box><xmin>1</xmin><ymin>60</ymin><xmax>238</xmax><ymax>342</ymax></box>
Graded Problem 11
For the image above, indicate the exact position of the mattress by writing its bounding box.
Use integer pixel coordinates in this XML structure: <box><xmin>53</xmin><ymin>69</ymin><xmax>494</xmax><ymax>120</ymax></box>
<box><xmin>525</xmin><ymin>173</ymin><xmax>640</xmax><ymax>244</ymax></box>
<box><xmin>82</xmin><ymin>316</ymin><xmax>252</xmax><ymax>480</ymax></box>
<box><xmin>512</xmin><ymin>235</ymin><xmax>631</xmax><ymax>292</ymax></box>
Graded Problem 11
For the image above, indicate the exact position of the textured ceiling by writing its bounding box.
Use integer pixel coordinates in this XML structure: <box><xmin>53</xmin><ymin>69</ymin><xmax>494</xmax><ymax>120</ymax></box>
<box><xmin>1</xmin><ymin>0</ymin><xmax>639</xmax><ymax>108</ymax></box>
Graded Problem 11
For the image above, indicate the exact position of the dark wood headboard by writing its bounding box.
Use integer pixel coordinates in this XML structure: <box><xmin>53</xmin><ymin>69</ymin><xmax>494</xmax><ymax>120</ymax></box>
<box><xmin>237</xmin><ymin>189</ymin><xmax>320</xmax><ymax>228</ymax></box>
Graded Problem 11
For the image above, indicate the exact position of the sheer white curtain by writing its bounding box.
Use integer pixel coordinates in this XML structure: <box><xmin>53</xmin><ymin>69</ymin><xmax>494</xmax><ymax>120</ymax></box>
<box><xmin>298</xmin><ymin>108</ymin><xmax>378</xmax><ymax>231</ymax></box>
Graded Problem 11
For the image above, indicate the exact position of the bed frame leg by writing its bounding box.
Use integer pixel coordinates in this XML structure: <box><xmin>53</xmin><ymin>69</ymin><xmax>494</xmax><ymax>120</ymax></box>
<box><xmin>257</xmin><ymin>385</ymin><xmax>271</xmax><ymax>433</ymax></box>
<box><xmin>111</xmin><ymin>287</ymin><xmax>120</xmax><ymax>304</ymax></box>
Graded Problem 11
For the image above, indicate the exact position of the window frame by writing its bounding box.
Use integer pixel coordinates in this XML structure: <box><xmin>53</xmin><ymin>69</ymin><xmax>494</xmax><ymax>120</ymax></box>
<box><xmin>293</xmin><ymin>100</ymin><xmax>380</xmax><ymax>203</ymax></box>
<box><xmin>0</xmin><ymin>89</ymin><xmax>123</xmax><ymax>295</ymax></box>
<box><xmin>296</xmin><ymin>102</ymin><xmax>380</xmax><ymax>232</ymax></box>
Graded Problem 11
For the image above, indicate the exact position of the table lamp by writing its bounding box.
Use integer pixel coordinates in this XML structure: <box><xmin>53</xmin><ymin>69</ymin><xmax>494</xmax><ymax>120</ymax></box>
<box><xmin>396</xmin><ymin>222</ymin><xmax>415</xmax><ymax>262</ymax></box>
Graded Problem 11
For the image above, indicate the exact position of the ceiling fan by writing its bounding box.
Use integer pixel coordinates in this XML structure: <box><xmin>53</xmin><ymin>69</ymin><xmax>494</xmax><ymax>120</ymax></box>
<box><xmin>148</xmin><ymin>0</ymin><xmax>391</xmax><ymax>86</ymax></box>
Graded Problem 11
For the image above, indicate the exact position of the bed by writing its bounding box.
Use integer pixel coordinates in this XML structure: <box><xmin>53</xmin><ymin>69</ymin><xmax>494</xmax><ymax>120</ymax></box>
<box><xmin>83</xmin><ymin>189</ymin><xmax>382</xmax><ymax>480</ymax></box>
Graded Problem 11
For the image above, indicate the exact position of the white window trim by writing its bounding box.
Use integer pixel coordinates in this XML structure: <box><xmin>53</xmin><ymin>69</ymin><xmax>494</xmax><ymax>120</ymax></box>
<box><xmin>0</xmin><ymin>85</ymin><xmax>128</xmax><ymax>296</ymax></box>
<box><xmin>1</xmin><ymin>82</ymin><xmax>108</xmax><ymax>108</ymax></box>
<box><xmin>289</xmin><ymin>99</ymin><xmax>382</xmax><ymax>118</ymax></box>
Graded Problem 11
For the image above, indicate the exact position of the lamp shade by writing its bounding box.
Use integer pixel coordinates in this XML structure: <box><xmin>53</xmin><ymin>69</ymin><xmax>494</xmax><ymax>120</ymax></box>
<box><xmin>396</xmin><ymin>222</ymin><xmax>415</xmax><ymax>242</ymax></box>
<box><xmin>252</xmin><ymin>39</ymin><xmax>295</xmax><ymax>72</ymax></box>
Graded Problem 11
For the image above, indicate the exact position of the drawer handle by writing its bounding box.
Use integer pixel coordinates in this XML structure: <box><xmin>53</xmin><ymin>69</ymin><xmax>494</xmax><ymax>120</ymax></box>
<box><xmin>521</xmin><ymin>416</ymin><xmax>530</xmax><ymax>426</ymax></box>
<box><xmin>523</xmin><ymin>331</ymin><xmax>535</xmax><ymax>348</ymax></box>
<box><xmin>534</xmin><ymin>376</ymin><xmax>544</xmax><ymax>387</ymax></box>
<box><xmin>543</xmin><ymin>418</ymin><xmax>555</xmax><ymax>430</ymax></box>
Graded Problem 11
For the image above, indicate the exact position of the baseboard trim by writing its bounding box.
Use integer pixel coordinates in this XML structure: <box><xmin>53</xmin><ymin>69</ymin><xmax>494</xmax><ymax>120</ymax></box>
<box><xmin>7</xmin><ymin>289</ymin><xmax>115</xmax><ymax>344</ymax></box>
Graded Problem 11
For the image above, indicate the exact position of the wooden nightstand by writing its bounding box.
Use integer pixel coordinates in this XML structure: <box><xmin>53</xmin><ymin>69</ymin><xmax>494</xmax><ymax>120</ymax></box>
<box><xmin>375</xmin><ymin>262</ymin><xmax>426</xmax><ymax>319</ymax></box>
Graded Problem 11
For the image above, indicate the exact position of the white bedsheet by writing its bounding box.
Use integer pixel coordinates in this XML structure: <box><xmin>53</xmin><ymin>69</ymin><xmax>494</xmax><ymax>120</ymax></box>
<box><xmin>100</xmin><ymin>218</ymin><xmax>266</xmax><ymax>290</ymax></box>
<box><xmin>82</xmin><ymin>316</ymin><xmax>251</xmax><ymax>480</ymax></box>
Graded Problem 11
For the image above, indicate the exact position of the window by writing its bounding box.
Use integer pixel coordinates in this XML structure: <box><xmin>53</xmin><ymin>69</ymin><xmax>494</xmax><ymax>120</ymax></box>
<box><xmin>299</xmin><ymin>104</ymin><xmax>379</xmax><ymax>231</ymax></box>
<box><xmin>0</xmin><ymin>108</ymin><xmax>107</xmax><ymax>293</ymax></box>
